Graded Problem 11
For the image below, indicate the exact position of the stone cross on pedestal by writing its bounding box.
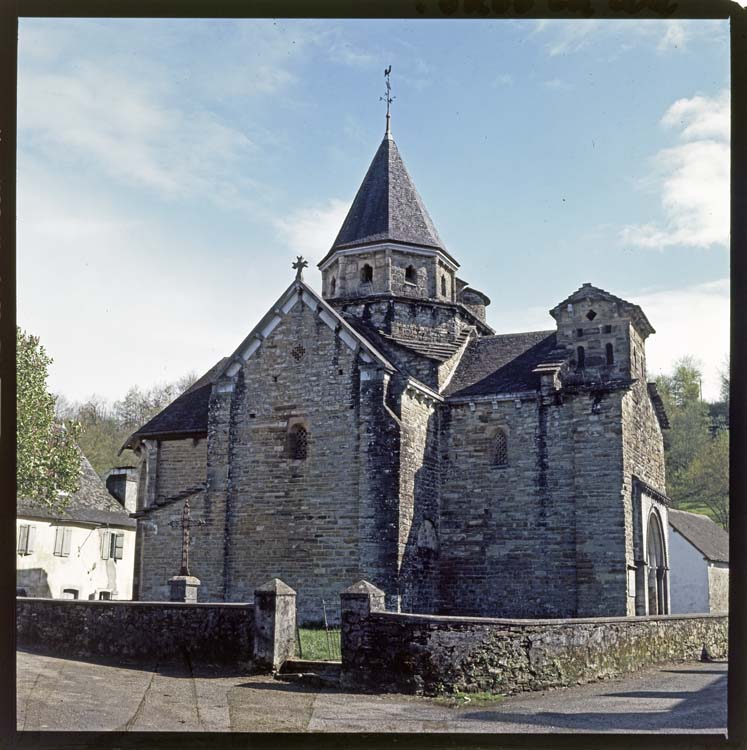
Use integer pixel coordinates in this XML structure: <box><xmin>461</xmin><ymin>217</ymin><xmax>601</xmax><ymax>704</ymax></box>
<box><xmin>167</xmin><ymin>497</ymin><xmax>205</xmax><ymax>603</ymax></box>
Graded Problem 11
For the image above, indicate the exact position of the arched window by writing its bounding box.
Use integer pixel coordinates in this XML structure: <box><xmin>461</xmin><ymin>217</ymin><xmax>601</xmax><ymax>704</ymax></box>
<box><xmin>360</xmin><ymin>264</ymin><xmax>373</xmax><ymax>283</ymax></box>
<box><xmin>405</xmin><ymin>265</ymin><xmax>416</xmax><ymax>283</ymax></box>
<box><xmin>605</xmin><ymin>342</ymin><xmax>614</xmax><ymax>365</ymax></box>
<box><xmin>330</xmin><ymin>276</ymin><xmax>336</xmax><ymax>296</ymax></box>
<box><xmin>493</xmin><ymin>429</ymin><xmax>508</xmax><ymax>466</ymax></box>
<box><xmin>577</xmin><ymin>346</ymin><xmax>585</xmax><ymax>369</ymax></box>
<box><xmin>288</xmin><ymin>424</ymin><xmax>308</xmax><ymax>460</ymax></box>
<box><xmin>646</xmin><ymin>511</ymin><xmax>668</xmax><ymax>615</ymax></box>
<box><xmin>441</xmin><ymin>276</ymin><xmax>447</xmax><ymax>296</ymax></box>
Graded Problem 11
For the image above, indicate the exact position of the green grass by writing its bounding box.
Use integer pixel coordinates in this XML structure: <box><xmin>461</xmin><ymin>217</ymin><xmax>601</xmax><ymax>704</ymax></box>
<box><xmin>297</xmin><ymin>627</ymin><xmax>341</xmax><ymax>661</ymax></box>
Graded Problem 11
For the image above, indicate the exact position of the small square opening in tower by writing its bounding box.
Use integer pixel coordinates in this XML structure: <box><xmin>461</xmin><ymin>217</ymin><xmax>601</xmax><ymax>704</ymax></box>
<box><xmin>586</xmin><ymin>310</ymin><xmax>597</xmax><ymax>321</ymax></box>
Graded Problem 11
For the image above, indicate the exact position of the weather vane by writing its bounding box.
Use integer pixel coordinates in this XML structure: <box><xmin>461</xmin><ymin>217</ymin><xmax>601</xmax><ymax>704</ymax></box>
<box><xmin>380</xmin><ymin>65</ymin><xmax>395</xmax><ymax>136</ymax></box>
<box><xmin>292</xmin><ymin>255</ymin><xmax>308</xmax><ymax>280</ymax></box>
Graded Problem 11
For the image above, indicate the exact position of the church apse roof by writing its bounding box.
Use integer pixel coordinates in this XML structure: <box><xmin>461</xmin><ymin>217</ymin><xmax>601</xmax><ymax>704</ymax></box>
<box><xmin>318</xmin><ymin>134</ymin><xmax>456</xmax><ymax>266</ymax></box>
<box><xmin>444</xmin><ymin>331</ymin><xmax>558</xmax><ymax>398</ymax></box>
<box><xmin>123</xmin><ymin>357</ymin><xmax>229</xmax><ymax>445</ymax></box>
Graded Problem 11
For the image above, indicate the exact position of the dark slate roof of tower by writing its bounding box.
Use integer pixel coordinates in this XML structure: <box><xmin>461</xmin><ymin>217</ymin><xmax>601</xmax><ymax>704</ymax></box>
<box><xmin>17</xmin><ymin>453</ymin><xmax>136</xmax><ymax>528</ymax></box>
<box><xmin>444</xmin><ymin>331</ymin><xmax>557</xmax><ymax>398</ymax></box>
<box><xmin>319</xmin><ymin>135</ymin><xmax>455</xmax><ymax>266</ymax></box>
<box><xmin>668</xmin><ymin>508</ymin><xmax>729</xmax><ymax>563</ymax></box>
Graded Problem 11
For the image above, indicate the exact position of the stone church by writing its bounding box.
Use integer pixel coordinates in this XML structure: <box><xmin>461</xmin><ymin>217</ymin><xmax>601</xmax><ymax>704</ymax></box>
<box><xmin>126</xmin><ymin>121</ymin><xmax>672</xmax><ymax>623</ymax></box>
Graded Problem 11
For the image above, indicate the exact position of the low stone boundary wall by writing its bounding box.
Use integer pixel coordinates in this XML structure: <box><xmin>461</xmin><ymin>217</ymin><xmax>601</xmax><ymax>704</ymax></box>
<box><xmin>340</xmin><ymin>581</ymin><xmax>728</xmax><ymax>695</ymax></box>
<box><xmin>16</xmin><ymin>577</ymin><xmax>297</xmax><ymax>669</ymax></box>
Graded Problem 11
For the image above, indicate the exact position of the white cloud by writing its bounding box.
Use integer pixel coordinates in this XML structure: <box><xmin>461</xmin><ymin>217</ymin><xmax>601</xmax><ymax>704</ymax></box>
<box><xmin>634</xmin><ymin>279</ymin><xmax>729</xmax><ymax>401</ymax></box>
<box><xmin>274</xmin><ymin>199</ymin><xmax>351</xmax><ymax>265</ymax></box>
<box><xmin>493</xmin><ymin>73</ymin><xmax>513</xmax><ymax>87</ymax></box>
<box><xmin>18</xmin><ymin>62</ymin><xmax>257</xmax><ymax>207</ymax></box>
<box><xmin>533</xmin><ymin>19</ymin><xmax>725</xmax><ymax>58</ymax></box>
<box><xmin>657</xmin><ymin>21</ymin><xmax>688</xmax><ymax>53</ymax></box>
<box><xmin>621</xmin><ymin>90</ymin><xmax>729</xmax><ymax>250</ymax></box>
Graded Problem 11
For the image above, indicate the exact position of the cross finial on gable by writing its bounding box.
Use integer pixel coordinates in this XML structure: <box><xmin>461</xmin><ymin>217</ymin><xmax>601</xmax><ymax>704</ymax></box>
<box><xmin>292</xmin><ymin>255</ymin><xmax>308</xmax><ymax>280</ymax></box>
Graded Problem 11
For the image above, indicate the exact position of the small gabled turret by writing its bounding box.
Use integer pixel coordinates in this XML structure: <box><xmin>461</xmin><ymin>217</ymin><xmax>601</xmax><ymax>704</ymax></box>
<box><xmin>550</xmin><ymin>283</ymin><xmax>655</xmax><ymax>384</ymax></box>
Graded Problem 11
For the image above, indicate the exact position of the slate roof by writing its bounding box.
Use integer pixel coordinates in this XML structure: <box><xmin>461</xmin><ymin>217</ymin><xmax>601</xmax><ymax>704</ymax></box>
<box><xmin>343</xmin><ymin>314</ymin><xmax>471</xmax><ymax>364</ymax></box>
<box><xmin>551</xmin><ymin>283</ymin><xmax>655</xmax><ymax>338</ymax></box>
<box><xmin>125</xmin><ymin>358</ymin><xmax>229</xmax><ymax>444</ymax></box>
<box><xmin>319</xmin><ymin>134</ymin><xmax>456</xmax><ymax>266</ymax></box>
<box><xmin>668</xmin><ymin>508</ymin><xmax>729</xmax><ymax>563</ymax></box>
<box><xmin>17</xmin><ymin>454</ymin><xmax>136</xmax><ymax>528</ymax></box>
<box><xmin>444</xmin><ymin>331</ymin><xmax>558</xmax><ymax>398</ymax></box>
<box><xmin>647</xmin><ymin>382</ymin><xmax>671</xmax><ymax>430</ymax></box>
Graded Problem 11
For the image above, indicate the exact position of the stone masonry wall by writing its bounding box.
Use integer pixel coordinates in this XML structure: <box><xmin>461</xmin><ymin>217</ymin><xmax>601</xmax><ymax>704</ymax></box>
<box><xmin>398</xmin><ymin>390</ymin><xmax>440</xmax><ymax>613</ymax></box>
<box><xmin>439</xmin><ymin>396</ymin><xmax>579</xmax><ymax>618</ymax></box>
<box><xmin>155</xmin><ymin>439</ymin><xmax>207</xmax><ymax>505</ymax></box>
<box><xmin>569</xmin><ymin>389</ymin><xmax>629</xmax><ymax>617</ymax></box>
<box><xmin>16</xmin><ymin>597</ymin><xmax>254</xmax><ymax>665</ymax></box>
<box><xmin>621</xmin><ymin>375</ymin><xmax>667</xmax><ymax>614</ymax></box>
<box><xmin>222</xmin><ymin>299</ymin><xmax>398</xmax><ymax>623</ymax></box>
<box><xmin>342</xmin><ymin>608</ymin><xmax>728</xmax><ymax>696</ymax></box>
<box><xmin>135</xmin><ymin>438</ymin><xmax>212</xmax><ymax>601</ymax></box>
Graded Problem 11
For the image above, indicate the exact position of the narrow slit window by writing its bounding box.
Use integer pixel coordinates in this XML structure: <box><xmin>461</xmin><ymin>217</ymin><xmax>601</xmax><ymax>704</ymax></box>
<box><xmin>360</xmin><ymin>264</ymin><xmax>373</xmax><ymax>283</ymax></box>
<box><xmin>441</xmin><ymin>276</ymin><xmax>447</xmax><ymax>296</ymax></box>
<box><xmin>405</xmin><ymin>265</ymin><xmax>416</xmax><ymax>283</ymax></box>
<box><xmin>577</xmin><ymin>346</ymin><xmax>585</xmax><ymax>369</ymax></box>
<box><xmin>330</xmin><ymin>276</ymin><xmax>336</xmax><ymax>296</ymax></box>
<box><xmin>606</xmin><ymin>343</ymin><xmax>614</xmax><ymax>365</ymax></box>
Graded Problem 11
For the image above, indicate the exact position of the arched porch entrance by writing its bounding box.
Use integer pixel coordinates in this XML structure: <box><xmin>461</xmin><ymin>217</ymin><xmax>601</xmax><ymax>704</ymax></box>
<box><xmin>646</xmin><ymin>511</ymin><xmax>669</xmax><ymax>615</ymax></box>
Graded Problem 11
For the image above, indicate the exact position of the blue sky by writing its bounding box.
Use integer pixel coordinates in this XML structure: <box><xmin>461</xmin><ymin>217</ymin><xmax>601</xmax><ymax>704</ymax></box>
<box><xmin>17</xmin><ymin>18</ymin><xmax>730</xmax><ymax>402</ymax></box>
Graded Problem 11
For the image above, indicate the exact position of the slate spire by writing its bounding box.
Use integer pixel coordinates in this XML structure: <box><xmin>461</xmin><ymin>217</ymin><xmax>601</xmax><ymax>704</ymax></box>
<box><xmin>321</xmin><ymin>134</ymin><xmax>450</xmax><ymax>262</ymax></box>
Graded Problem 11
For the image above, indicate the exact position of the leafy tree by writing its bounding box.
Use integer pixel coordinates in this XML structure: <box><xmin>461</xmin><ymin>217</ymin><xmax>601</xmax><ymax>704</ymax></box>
<box><xmin>59</xmin><ymin>371</ymin><xmax>198</xmax><ymax>478</ymax></box>
<box><xmin>680</xmin><ymin>430</ymin><xmax>729</xmax><ymax>530</ymax></box>
<box><xmin>17</xmin><ymin>328</ymin><xmax>81</xmax><ymax>510</ymax></box>
<box><xmin>656</xmin><ymin>356</ymin><xmax>729</xmax><ymax>529</ymax></box>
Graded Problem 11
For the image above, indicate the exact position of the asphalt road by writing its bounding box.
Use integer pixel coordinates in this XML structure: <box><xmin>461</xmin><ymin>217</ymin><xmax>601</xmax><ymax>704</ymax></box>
<box><xmin>16</xmin><ymin>649</ymin><xmax>727</xmax><ymax>734</ymax></box>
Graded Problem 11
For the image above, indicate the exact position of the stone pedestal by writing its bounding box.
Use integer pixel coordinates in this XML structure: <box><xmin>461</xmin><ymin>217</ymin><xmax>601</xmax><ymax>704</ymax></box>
<box><xmin>253</xmin><ymin>578</ymin><xmax>297</xmax><ymax>671</ymax></box>
<box><xmin>340</xmin><ymin>580</ymin><xmax>385</xmax><ymax>688</ymax></box>
<box><xmin>169</xmin><ymin>575</ymin><xmax>201</xmax><ymax>603</ymax></box>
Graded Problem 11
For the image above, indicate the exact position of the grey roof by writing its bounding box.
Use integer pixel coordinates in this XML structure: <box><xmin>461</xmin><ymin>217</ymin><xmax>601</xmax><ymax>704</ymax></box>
<box><xmin>343</xmin><ymin>314</ymin><xmax>471</xmax><ymax>364</ymax></box>
<box><xmin>125</xmin><ymin>358</ymin><xmax>229</xmax><ymax>443</ymax></box>
<box><xmin>668</xmin><ymin>508</ymin><xmax>729</xmax><ymax>563</ymax></box>
<box><xmin>319</xmin><ymin>135</ymin><xmax>455</xmax><ymax>265</ymax></box>
<box><xmin>444</xmin><ymin>331</ymin><xmax>558</xmax><ymax>398</ymax></box>
<box><xmin>17</xmin><ymin>454</ymin><xmax>136</xmax><ymax>528</ymax></box>
<box><xmin>551</xmin><ymin>283</ymin><xmax>655</xmax><ymax>338</ymax></box>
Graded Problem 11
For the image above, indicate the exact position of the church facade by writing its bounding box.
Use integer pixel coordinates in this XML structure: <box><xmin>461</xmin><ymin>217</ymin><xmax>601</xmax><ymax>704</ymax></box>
<box><xmin>126</xmin><ymin>125</ymin><xmax>672</xmax><ymax>623</ymax></box>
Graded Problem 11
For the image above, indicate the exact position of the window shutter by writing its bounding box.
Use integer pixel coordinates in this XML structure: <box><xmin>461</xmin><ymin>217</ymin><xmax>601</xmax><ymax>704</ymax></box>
<box><xmin>101</xmin><ymin>531</ymin><xmax>110</xmax><ymax>560</ymax></box>
<box><xmin>54</xmin><ymin>527</ymin><xmax>64</xmax><ymax>556</ymax></box>
<box><xmin>62</xmin><ymin>528</ymin><xmax>72</xmax><ymax>557</ymax></box>
<box><xmin>26</xmin><ymin>526</ymin><xmax>36</xmax><ymax>554</ymax></box>
<box><xmin>17</xmin><ymin>525</ymin><xmax>29</xmax><ymax>554</ymax></box>
<box><xmin>114</xmin><ymin>533</ymin><xmax>124</xmax><ymax>560</ymax></box>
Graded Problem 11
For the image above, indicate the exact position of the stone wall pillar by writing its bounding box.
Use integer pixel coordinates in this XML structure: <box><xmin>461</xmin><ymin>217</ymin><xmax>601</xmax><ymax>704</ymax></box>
<box><xmin>169</xmin><ymin>575</ymin><xmax>201</xmax><ymax>603</ymax></box>
<box><xmin>253</xmin><ymin>578</ymin><xmax>297</xmax><ymax>671</ymax></box>
<box><xmin>340</xmin><ymin>580</ymin><xmax>385</xmax><ymax>689</ymax></box>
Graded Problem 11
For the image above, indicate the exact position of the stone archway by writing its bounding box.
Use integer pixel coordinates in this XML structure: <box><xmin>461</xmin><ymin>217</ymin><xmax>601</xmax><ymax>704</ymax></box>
<box><xmin>646</xmin><ymin>511</ymin><xmax>668</xmax><ymax>615</ymax></box>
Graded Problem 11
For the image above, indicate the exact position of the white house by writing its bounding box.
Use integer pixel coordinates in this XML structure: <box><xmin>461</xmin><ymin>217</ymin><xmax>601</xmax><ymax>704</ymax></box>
<box><xmin>17</xmin><ymin>454</ymin><xmax>136</xmax><ymax>600</ymax></box>
<box><xmin>668</xmin><ymin>508</ymin><xmax>729</xmax><ymax>614</ymax></box>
